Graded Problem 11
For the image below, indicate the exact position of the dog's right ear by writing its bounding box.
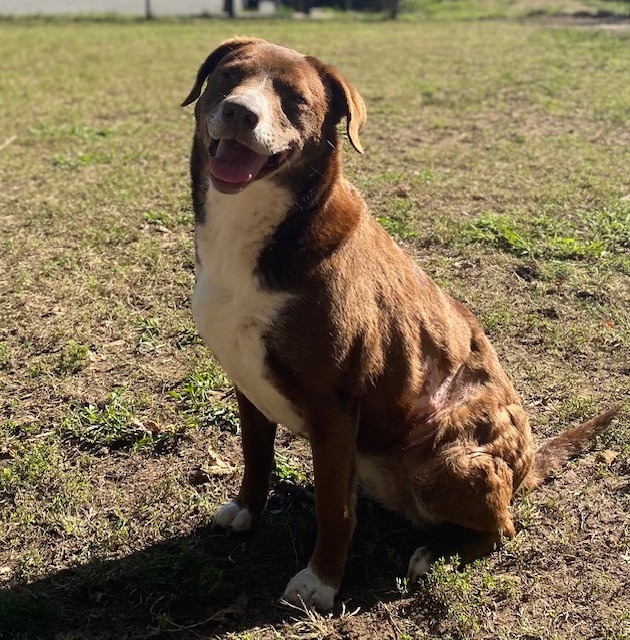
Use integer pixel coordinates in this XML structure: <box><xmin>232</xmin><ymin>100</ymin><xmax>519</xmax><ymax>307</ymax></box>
<box><xmin>181</xmin><ymin>37</ymin><xmax>261</xmax><ymax>107</ymax></box>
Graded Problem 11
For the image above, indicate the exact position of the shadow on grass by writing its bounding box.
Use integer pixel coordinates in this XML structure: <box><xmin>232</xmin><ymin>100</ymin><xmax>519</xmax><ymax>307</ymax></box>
<box><xmin>0</xmin><ymin>489</ymin><xmax>430</xmax><ymax>640</ymax></box>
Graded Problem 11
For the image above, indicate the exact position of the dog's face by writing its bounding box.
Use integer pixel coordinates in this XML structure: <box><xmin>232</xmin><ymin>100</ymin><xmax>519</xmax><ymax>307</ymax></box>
<box><xmin>182</xmin><ymin>38</ymin><xmax>366</xmax><ymax>194</ymax></box>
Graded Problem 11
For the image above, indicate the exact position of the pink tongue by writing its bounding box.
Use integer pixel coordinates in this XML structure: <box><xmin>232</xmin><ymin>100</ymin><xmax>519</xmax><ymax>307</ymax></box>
<box><xmin>209</xmin><ymin>139</ymin><xmax>268</xmax><ymax>184</ymax></box>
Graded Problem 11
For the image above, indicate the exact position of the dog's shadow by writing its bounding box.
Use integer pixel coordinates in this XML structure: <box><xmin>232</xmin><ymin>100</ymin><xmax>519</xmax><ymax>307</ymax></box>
<box><xmin>0</xmin><ymin>485</ymin><xmax>448</xmax><ymax>639</ymax></box>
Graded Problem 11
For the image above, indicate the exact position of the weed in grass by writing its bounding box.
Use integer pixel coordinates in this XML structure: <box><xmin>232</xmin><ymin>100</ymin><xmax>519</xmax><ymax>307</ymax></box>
<box><xmin>201</xmin><ymin>404</ymin><xmax>241</xmax><ymax>434</ymax></box>
<box><xmin>26</xmin><ymin>361</ymin><xmax>50</xmax><ymax>379</ymax></box>
<box><xmin>558</xmin><ymin>395</ymin><xmax>601</xmax><ymax>423</ymax></box>
<box><xmin>513</xmin><ymin>494</ymin><xmax>537</xmax><ymax>529</ymax></box>
<box><xmin>169</xmin><ymin>369</ymin><xmax>230</xmax><ymax>413</ymax></box>
<box><xmin>173</xmin><ymin>326</ymin><xmax>203</xmax><ymax>349</ymax></box>
<box><xmin>169</xmin><ymin>369</ymin><xmax>240</xmax><ymax>432</ymax></box>
<box><xmin>1</xmin><ymin>440</ymin><xmax>61</xmax><ymax>489</ymax></box>
<box><xmin>274</xmin><ymin>453</ymin><xmax>307</xmax><ymax>484</ymax></box>
<box><xmin>143</xmin><ymin>206</ymin><xmax>193</xmax><ymax>232</ymax></box>
<box><xmin>423</xmin><ymin>558</ymin><xmax>519</xmax><ymax>636</ymax></box>
<box><xmin>144</xmin><ymin>209</ymin><xmax>172</xmax><ymax>226</ymax></box>
<box><xmin>460</xmin><ymin>209</ymin><xmax>627</xmax><ymax>261</ymax></box>
<box><xmin>0</xmin><ymin>341</ymin><xmax>9</xmax><ymax>369</ymax></box>
<box><xmin>56</xmin><ymin>340</ymin><xmax>91</xmax><ymax>374</ymax></box>
<box><xmin>136</xmin><ymin>316</ymin><xmax>165</xmax><ymax>354</ymax></box>
<box><xmin>52</xmin><ymin>150</ymin><xmax>112</xmax><ymax>168</ymax></box>
<box><xmin>396</xmin><ymin>575</ymin><xmax>410</xmax><ymax>595</ymax></box>
<box><xmin>461</xmin><ymin>213</ymin><xmax>535</xmax><ymax>257</ymax></box>
<box><xmin>377</xmin><ymin>215</ymin><xmax>418</xmax><ymax>241</ymax></box>
<box><xmin>60</xmin><ymin>389</ymin><xmax>180</xmax><ymax>452</ymax></box>
<box><xmin>479</xmin><ymin>307</ymin><xmax>518</xmax><ymax>335</ymax></box>
<box><xmin>69</xmin><ymin>124</ymin><xmax>114</xmax><ymax>139</ymax></box>
<box><xmin>377</xmin><ymin>197</ymin><xmax>418</xmax><ymax>240</ymax></box>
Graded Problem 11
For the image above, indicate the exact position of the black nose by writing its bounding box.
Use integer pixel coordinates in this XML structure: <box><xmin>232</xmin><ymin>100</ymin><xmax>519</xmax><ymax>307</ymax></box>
<box><xmin>221</xmin><ymin>100</ymin><xmax>261</xmax><ymax>131</ymax></box>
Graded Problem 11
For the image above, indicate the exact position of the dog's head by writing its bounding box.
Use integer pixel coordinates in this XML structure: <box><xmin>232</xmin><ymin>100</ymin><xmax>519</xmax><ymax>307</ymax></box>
<box><xmin>182</xmin><ymin>38</ymin><xmax>366</xmax><ymax>194</ymax></box>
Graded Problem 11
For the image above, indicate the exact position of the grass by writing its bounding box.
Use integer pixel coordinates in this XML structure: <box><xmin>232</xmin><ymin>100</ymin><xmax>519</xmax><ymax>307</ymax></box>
<box><xmin>1</xmin><ymin>3</ymin><xmax>629</xmax><ymax>640</ymax></box>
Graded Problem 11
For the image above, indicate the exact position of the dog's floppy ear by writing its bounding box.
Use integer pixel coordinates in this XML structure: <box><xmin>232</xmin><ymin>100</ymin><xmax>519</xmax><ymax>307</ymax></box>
<box><xmin>308</xmin><ymin>58</ymin><xmax>366</xmax><ymax>154</ymax></box>
<box><xmin>181</xmin><ymin>37</ymin><xmax>262</xmax><ymax>107</ymax></box>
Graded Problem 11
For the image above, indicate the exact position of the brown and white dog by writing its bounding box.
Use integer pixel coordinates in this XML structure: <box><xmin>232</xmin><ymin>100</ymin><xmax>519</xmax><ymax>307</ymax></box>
<box><xmin>182</xmin><ymin>38</ymin><xmax>618</xmax><ymax>610</ymax></box>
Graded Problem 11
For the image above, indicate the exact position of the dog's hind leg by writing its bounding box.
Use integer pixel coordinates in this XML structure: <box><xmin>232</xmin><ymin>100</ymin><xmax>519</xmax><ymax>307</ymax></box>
<box><xmin>406</xmin><ymin>444</ymin><xmax>517</xmax><ymax>581</ymax></box>
<box><xmin>407</xmin><ymin>525</ymin><xmax>503</xmax><ymax>582</ymax></box>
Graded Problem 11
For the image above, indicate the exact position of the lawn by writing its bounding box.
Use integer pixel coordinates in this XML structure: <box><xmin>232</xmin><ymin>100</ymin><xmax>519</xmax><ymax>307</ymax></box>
<box><xmin>0</xmin><ymin>6</ymin><xmax>629</xmax><ymax>640</ymax></box>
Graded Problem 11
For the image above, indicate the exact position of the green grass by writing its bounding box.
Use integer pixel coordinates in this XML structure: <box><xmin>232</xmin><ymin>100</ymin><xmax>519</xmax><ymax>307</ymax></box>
<box><xmin>0</xmin><ymin>6</ymin><xmax>628</xmax><ymax>640</ymax></box>
<box><xmin>60</xmin><ymin>389</ymin><xmax>184</xmax><ymax>452</ymax></box>
<box><xmin>458</xmin><ymin>206</ymin><xmax>629</xmax><ymax>260</ymax></box>
<box><xmin>402</xmin><ymin>0</ymin><xmax>630</xmax><ymax>20</ymax></box>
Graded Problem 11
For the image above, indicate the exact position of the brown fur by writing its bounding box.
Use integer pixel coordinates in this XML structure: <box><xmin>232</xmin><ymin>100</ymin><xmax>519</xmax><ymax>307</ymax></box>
<box><xmin>521</xmin><ymin>408</ymin><xmax>619</xmax><ymax>491</ymax></box>
<box><xmin>183</xmin><ymin>38</ymin><xmax>620</xmax><ymax>608</ymax></box>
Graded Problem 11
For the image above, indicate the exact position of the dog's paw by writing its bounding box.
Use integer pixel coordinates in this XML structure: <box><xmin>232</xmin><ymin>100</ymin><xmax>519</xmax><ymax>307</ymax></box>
<box><xmin>407</xmin><ymin>546</ymin><xmax>434</xmax><ymax>582</ymax></box>
<box><xmin>212</xmin><ymin>500</ymin><xmax>253</xmax><ymax>532</ymax></box>
<box><xmin>281</xmin><ymin>566</ymin><xmax>336</xmax><ymax>611</ymax></box>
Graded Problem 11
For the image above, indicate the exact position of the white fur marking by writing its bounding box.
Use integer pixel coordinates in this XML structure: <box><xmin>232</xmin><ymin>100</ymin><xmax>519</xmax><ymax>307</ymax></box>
<box><xmin>213</xmin><ymin>500</ymin><xmax>253</xmax><ymax>532</ymax></box>
<box><xmin>282</xmin><ymin>566</ymin><xmax>336</xmax><ymax>611</ymax></box>
<box><xmin>414</xmin><ymin>355</ymin><xmax>453</xmax><ymax>415</ymax></box>
<box><xmin>230</xmin><ymin>507</ymin><xmax>254</xmax><ymax>532</ymax></box>
<box><xmin>357</xmin><ymin>455</ymin><xmax>434</xmax><ymax>526</ymax></box>
<box><xmin>357</xmin><ymin>455</ymin><xmax>398</xmax><ymax>509</ymax></box>
<box><xmin>415</xmin><ymin>360</ymin><xmax>477</xmax><ymax>418</ymax></box>
<box><xmin>192</xmin><ymin>180</ymin><xmax>304</xmax><ymax>435</ymax></box>
<box><xmin>207</xmin><ymin>80</ymin><xmax>293</xmax><ymax>156</ymax></box>
<box><xmin>407</xmin><ymin>546</ymin><xmax>433</xmax><ymax>582</ymax></box>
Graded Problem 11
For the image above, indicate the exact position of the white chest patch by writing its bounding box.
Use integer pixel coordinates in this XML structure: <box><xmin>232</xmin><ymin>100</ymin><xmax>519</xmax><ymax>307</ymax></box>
<box><xmin>191</xmin><ymin>180</ymin><xmax>304</xmax><ymax>434</ymax></box>
<box><xmin>357</xmin><ymin>455</ymin><xmax>400</xmax><ymax>510</ymax></box>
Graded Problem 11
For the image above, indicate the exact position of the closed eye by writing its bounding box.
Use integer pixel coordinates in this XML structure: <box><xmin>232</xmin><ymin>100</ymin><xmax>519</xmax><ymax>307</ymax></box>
<box><xmin>281</xmin><ymin>92</ymin><xmax>309</xmax><ymax>121</ymax></box>
<box><xmin>218</xmin><ymin>64</ymin><xmax>242</xmax><ymax>84</ymax></box>
<box><xmin>273</xmin><ymin>79</ymin><xmax>309</xmax><ymax>110</ymax></box>
<box><xmin>290</xmin><ymin>94</ymin><xmax>309</xmax><ymax>106</ymax></box>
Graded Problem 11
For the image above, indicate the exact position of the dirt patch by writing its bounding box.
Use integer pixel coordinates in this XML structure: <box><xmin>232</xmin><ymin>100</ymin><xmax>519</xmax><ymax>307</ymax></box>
<box><xmin>533</xmin><ymin>13</ymin><xmax>630</xmax><ymax>33</ymax></box>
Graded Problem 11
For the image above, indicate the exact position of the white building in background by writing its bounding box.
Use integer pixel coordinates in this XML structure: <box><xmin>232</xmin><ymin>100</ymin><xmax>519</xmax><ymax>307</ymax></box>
<box><xmin>0</xmin><ymin>0</ymin><xmax>274</xmax><ymax>16</ymax></box>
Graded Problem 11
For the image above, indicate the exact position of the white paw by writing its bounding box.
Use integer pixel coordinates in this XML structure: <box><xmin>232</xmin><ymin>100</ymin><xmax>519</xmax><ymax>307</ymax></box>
<box><xmin>212</xmin><ymin>500</ymin><xmax>253</xmax><ymax>532</ymax></box>
<box><xmin>407</xmin><ymin>545</ymin><xmax>433</xmax><ymax>582</ymax></box>
<box><xmin>281</xmin><ymin>566</ymin><xmax>337</xmax><ymax>611</ymax></box>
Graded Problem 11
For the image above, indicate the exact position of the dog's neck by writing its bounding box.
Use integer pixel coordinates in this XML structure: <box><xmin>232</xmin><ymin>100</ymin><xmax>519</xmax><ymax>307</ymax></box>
<box><xmin>195</xmin><ymin>179</ymin><xmax>292</xmax><ymax>285</ymax></box>
<box><xmin>194</xmin><ymin>137</ymin><xmax>361</xmax><ymax>292</ymax></box>
<box><xmin>203</xmin><ymin>179</ymin><xmax>293</xmax><ymax>232</ymax></box>
<box><xmin>257</xmin><ymin>147</ymin><xmax>363</xmax><ymax>291</ymax></box>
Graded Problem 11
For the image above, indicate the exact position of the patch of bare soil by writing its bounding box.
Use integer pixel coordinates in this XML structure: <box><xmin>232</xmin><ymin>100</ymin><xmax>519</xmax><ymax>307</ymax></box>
<box><xmin>533</xmin><ymin>12</ymin><xmax>630</xmax><ymax>33</ymax></box>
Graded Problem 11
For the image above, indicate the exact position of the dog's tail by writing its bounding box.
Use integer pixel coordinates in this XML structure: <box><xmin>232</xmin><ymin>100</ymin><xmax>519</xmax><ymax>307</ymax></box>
<box><xmin>522</xmin><ymin>407</ymin><xmax>621</xmax><ymax>491</ymax></box>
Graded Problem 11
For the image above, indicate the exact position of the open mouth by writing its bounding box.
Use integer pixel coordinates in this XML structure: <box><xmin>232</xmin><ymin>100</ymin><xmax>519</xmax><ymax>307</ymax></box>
<box><xmin>208</xmin><ymin>138</ymin><xmax>292</xmax><ymax>187</ymax></box>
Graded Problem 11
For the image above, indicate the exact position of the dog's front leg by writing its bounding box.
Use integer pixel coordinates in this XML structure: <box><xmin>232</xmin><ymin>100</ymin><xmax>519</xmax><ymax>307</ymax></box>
<box><xmin>213</xmin><ymin>388</ymin><xmax>277</xmax><ymax>532</ymax></box>
<box><xmin>282</xmin><ymin>400</ymin><xmax>358</xmax><ymax>611</ymax></box>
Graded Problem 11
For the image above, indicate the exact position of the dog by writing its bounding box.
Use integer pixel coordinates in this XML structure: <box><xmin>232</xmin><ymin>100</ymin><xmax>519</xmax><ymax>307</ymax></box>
<box><xmin>181</xmin><ymin>37</ymin><xmax>619</xmax><ymax>611</ymax></box>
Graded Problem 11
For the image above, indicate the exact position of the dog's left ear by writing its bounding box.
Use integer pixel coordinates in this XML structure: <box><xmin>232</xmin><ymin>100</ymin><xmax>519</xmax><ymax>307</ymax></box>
<box><xmin>181</xmin><ymin>37</ymin><xmax>262</xmax><ymax>107</ymax></box>
<box><xmin>309</xmin><ymin>58</ymin><xmax>366</xmax><ymax>154</ymax></box>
